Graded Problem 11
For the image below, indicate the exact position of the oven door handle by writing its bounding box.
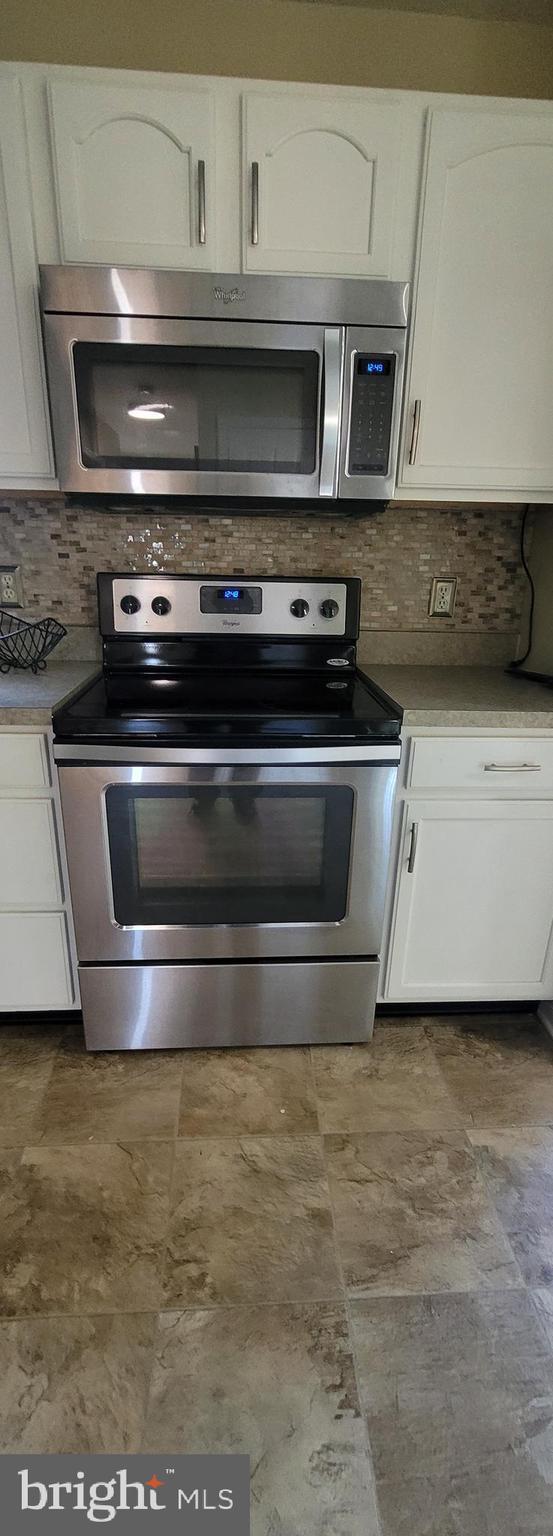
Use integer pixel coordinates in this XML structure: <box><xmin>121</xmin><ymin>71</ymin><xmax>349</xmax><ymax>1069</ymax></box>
<box><xmin>319</xmin><ymin>327</ymin><xmax>343</xmax><ymax>498</ymax></box>
<box><xmin>54</xmin><ymin>742</ymin><xmax>401</xmax><ymax>766</ymax></box>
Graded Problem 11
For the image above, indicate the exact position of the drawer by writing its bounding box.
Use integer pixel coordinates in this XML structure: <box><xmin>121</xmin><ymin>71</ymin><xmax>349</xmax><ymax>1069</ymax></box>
<box><xmin>408</xmin><ymin>735</ymin><xmax>553</xmax><ymax>791</ymax></box>
<box><xmin>0</xmin><ymin>798</ymin><xmax>63</xmax><ymax>907</ymax></box>
<box><xmin>0</xmin><ymin>912</ymin><xmax>74</xmax><ymax>1009</ymax></box>
<box><xmin>0</xmin><ymin>732</ymin><xmax>49</xmax><ymax>790</ymax></box>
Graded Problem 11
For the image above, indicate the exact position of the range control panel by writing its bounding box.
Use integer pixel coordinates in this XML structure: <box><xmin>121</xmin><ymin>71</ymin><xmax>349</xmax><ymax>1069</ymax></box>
<box><xmin>348</xmin><ymin>354</ymin><xmax>396</xmax><ymax>477</ymax></box>
<box><xmin>109</xmin><ymin>576</ymin><xmax>354</xmax><ymax>639</ymax></box>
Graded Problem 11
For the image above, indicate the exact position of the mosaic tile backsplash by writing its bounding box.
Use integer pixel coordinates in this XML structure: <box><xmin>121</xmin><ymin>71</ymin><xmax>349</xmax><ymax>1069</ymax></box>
<box><xmin>0</xmin><ymin>497</ymin><xmax>528</xmax><ymax>662</ymax></box>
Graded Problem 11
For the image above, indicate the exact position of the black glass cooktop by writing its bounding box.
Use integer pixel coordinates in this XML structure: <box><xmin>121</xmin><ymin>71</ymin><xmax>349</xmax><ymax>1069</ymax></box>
<box><xmin>53</xmin><ymin>667</ymin><xmax>402</xmax><ymax>745</ymax></box>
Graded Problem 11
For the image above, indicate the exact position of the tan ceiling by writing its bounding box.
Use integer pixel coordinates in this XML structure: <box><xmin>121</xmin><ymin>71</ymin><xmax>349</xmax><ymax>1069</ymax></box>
<box><xmin>285</xmin><ymin>0</ymin><xmax>553</xmax><ymax>21</ymax></box>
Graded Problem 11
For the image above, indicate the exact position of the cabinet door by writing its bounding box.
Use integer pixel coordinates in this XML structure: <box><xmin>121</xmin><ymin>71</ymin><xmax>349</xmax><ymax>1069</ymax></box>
<box><xmin>0</xmin><ymin>912</ymin><xmax>74</xmax><ymax>1009</ymax></box>
<box><xmin>48</xmin><ymin>79</ymin><xmax>216</xmax><ymax>268</ymax></box>
<box><xmin>0</xmin><ymin>78</ymin><xmax>53</xmax><ymax>480</ymax></box>
<box><xmin>386</xmin><ymin>800</ymin><xmax>553</xmax><ymax>1002</ymax></box>
<box><xmin>0</xmin><ymin>799</ymin><xmax>63</xmax><ymax>908</ymax></box>
<box><xmin>242</xmin><ymin>91</ymin><xmax>402</xmax><ymax>276</ymax></box>
<box><xmin>400</xmin><ymin>109</ymin><xmax>553</xmax><ymax>496</ymax></box>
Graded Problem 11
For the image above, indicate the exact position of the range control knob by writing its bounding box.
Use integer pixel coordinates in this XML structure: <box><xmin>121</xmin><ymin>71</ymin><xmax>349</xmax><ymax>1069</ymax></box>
<box><xmin>151</xmin><ymin>596</ymin><xmax>172</xmax><ymax>616</ymax></box>
<box><xmin>320</xmin><ymin>599</ymin><xmax>339</xmax><ymax>619</ymax></box>
<box><xmin>290</xmin><ymin>598</ymin><xmax>309</xmax><ymax>618</ymax></box>
<box><xmin>120</xmin><ymin>594</ymin><xmax>140</xmax><ymax>615</ymax></box>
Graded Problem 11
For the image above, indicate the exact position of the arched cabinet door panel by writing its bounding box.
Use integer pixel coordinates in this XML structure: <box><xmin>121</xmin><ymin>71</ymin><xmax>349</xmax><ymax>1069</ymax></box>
<box><xmin>400</xmin><ymin>109</ymin><xmax>553</xmax><ymax>496</ymax></box>
<box><xmin>0</xmin><ymin>78</ymin><xmax>53</xmax><ymax>480</ymax></box>
<box><xmin>48</xmin><ymin>79</ymin><xmax>216</xmax><ymax>268</ymax></box>
<box><xmin>242</xmin><ymin>91</ymin><xmax>402</xmax><ymax>276</ymax></box>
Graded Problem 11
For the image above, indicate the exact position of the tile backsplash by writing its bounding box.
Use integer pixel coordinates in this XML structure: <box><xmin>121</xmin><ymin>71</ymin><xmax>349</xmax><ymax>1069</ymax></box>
<box><xmin>0</xmin><ymin>497</ymin><xmax>528</xmax><ymax>664</ymax></box>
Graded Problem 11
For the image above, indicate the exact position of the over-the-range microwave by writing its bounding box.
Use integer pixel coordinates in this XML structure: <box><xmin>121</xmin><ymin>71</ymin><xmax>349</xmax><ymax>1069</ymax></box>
<box><xmin>40</xmin><ymin>266</ymin><xmax>408</xmax><ymax>506</ymax></box>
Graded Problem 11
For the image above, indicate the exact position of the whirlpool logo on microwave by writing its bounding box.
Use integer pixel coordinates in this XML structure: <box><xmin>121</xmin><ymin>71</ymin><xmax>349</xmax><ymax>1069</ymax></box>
<box><xmin>212</xmin><ymin>286</ymin><xmax>246</xmax><ymax>304</ymax></box>
<box><xmin>3</xmin><ymin>1456</ymin><xmax>250</xmax><ymax>1532</ymax></box>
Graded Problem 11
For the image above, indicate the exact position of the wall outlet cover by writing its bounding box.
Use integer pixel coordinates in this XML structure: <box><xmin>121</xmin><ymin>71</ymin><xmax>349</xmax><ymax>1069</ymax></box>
<box><xmin>0</xmin><ymin>565</ymin><xmax>24</xmax><ymax>607</ymax></box>
<box><xmin>429</xmin><ymin>576</ymin><xmax>457</xmax><ymax>617</ymax></box>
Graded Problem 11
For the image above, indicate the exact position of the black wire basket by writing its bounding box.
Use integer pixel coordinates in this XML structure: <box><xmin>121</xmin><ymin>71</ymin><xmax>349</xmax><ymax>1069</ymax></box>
<box><xmin>0</xmin><ymin>609</ymin><xmax>67</xmax><ymax>674</ymax></box>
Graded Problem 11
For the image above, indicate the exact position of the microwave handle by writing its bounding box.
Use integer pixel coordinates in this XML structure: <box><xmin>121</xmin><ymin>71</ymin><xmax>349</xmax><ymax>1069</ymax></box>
<box><xmin>319</xmin><ymin>328</ymin><xmax>343</xmax><ymax>498</ymax></box>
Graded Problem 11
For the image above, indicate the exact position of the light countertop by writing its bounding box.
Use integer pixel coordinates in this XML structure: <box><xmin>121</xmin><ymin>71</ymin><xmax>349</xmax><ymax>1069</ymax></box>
<box><xmin>0</xmin><ymin>662</ymin><xmax>99</xmax><ymax>726</ymax></box>
<box><xmin>0</xmin><ymin>660</ymin><xmax>552</xmax><ymax>732</ymax></box>
<box><xmin>367</xmin><ymin>665</ymin><xmax>553</xmax><ymax>729</ymax></box>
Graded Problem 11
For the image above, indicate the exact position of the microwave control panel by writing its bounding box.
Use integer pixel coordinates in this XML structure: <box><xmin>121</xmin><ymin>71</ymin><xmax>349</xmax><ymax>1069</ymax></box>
<box><xmin>348</xmin><ymin>355</ymin><xmax>396</xmax><ymax>477</ymax></box>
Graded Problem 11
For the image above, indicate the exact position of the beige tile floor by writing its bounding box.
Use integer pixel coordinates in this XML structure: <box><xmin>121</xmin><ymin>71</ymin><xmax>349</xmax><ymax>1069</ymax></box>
<box><xmin>2</xmin><ymin>1013</ymin><xmax>553</xmax><ymax>1534</ymax></box>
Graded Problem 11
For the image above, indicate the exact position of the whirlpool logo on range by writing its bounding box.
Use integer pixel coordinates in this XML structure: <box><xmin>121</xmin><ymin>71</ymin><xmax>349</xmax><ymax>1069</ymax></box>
<box><xmin>3</xmin><ymin>1456</ymin><xmax>250</xmax><ymax>1533</ymax></box>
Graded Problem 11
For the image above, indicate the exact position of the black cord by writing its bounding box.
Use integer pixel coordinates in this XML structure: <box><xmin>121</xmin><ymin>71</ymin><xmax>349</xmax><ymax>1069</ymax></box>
<box><xmin>509</xmin><ymin>504</ymin><xmax>534</xmax><ymax>668</ymax></box>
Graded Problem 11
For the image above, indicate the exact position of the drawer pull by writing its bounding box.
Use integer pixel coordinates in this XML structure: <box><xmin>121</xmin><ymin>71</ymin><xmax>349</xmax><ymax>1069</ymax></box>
<box><xmin>483</xmin><ymin>762</ymin><xmax>542</xmax><ymax>772</ymax></box>
<box><xmin>407</xmin><ymin>821</ymin><xmax>419</xmax><ymax>873</ymax></box>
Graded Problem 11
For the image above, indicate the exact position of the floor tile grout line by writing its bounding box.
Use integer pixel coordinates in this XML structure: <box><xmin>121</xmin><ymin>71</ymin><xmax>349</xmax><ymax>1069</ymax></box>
<box><xmin>4</xmin><ymin>1278</ymin><xmax>551</xmax><ymax>1325</ymax></box>
<box><xmin>157</xmin><ymin>1134</ymin><xmax>180</xmax><ymax>1307</ymax></box>
<box><xmin>5</xmin><ymin>1117</ymin><xmax>553</xmax><ymax>1150</ymax></box>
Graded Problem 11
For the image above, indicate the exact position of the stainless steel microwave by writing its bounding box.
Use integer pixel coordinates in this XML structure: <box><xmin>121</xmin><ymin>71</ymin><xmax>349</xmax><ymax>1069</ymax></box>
<box><xmin>40</xmin><ymin>267</ymin><xmax>408</xmax><ymax>504</ymax></box>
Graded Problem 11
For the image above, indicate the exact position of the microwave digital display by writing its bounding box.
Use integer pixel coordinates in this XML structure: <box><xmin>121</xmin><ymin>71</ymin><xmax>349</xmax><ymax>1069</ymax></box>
<box><xmin>356</xmin><ymin>358</ymin><xmax>392</xmax><ymax>375</ymax></box>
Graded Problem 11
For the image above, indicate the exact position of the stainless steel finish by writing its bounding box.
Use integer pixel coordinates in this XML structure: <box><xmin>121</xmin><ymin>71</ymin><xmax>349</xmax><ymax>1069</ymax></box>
<box><xmin>319</xmin><ymin>328</ymin><xmax>343</xmax><ymax>498</ymax></box>
<box><xmin>111</xmin><ymin>575</ymin><xmax>348</xmax><ymax>637</ymax></box>
<box><xmin>407</xmin><ymin>819</ymin><xmax>419</xmax><ymax>873</ymax></box>
<box><xmin>41</xmin><ymin>268</ymin><xmax>409</xmax><ymax>502</ymax></box>
<box><xmin>251</xmin><ymin>161</ymin><xmax>259</xmax><ymax>246</ymax></box>
<box><xmin>57</xmin><ymin>761</ymin><xmax>398</xmax><ymax>963</ymax></box>
<box><xmin>409</xmin><ymin>397</ymin><xmax>421</xmax><ymax>465</ymax></box>
<box><xmin>42</xmin><ymin>313</ymin><xmax>326</xmax><ymax>500</ymax></box>
<box><xmin>483</xmin><ymin>761</ymin><xmax>542</xmax><ymax>772</ymax></box>
<box><xmin>40</xmin><ymin>266</ymin><xmax>409</xmax><ymax>328</ymax></box>
<box><xmin>79</xmin><ymin>959</ymin><xmax>379</xmax><ymax>1049</ymax></box>
<box><xmin>198</xmin><ymin>159</ymin><xmax>206</xmax><ymax>245</ymax></box>
<box><xmin>54</xmin><ymin>743</ymin><xmax>401</xmax><ymax>766</ymax></box>
<box><xmin>338</xmin><ymin>325</ymin><xmax>407</xmax><ymax>502</ymax></box>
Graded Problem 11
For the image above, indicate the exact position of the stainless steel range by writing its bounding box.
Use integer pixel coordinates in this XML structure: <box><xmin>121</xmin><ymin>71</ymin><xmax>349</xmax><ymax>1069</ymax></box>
<box><xmin>53</xmin><ymin>573</ymin><xmax>402</xmax><ymax>1050</ymax></box>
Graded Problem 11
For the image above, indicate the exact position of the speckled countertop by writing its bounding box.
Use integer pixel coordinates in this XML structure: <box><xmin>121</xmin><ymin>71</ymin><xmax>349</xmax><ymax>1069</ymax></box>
<box><xmin>367</xmin><ymin>665</ymin><xmax>553</xmax><ymax>729</ymax></box>
<box><xmin>0</xmin><ymin>663</ymin><xmax>99</xmax><ymax>726</ymax></box>
<box><xmin>0</xmin><ymin>659</ymin><xmax>552</xmax><ymax>731</ymax></box>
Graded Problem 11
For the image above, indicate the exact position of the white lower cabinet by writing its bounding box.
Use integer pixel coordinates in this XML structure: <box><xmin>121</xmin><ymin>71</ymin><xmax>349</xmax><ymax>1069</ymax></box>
<box><xmin>0</xmin><ymin>730</ymin><xmax>76</xmax><ymax>1011</ymax></box>
<box><xmin>0</xmin><ymin>912</ymin><xmax>74</xmax><ymax>1009</ymax></box>
<box><xmin>385</xmin><ymin>797</ymin><xmax>553</xmax><ymax>1003</ymax></box>
<box><xmin>0</xmin><ymin>798</ymin><xmax>63</xmax><ymax>907</ymax></box>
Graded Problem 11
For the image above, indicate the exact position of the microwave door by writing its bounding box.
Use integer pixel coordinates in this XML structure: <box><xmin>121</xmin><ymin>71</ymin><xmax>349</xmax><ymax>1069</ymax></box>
<box><xmin>43</xmin><ymin>314</ymin><xmax>335</xmax><ymax>501</ymax></box>
<box><xmin>337</xmin><ymin>325</ymin><xmax>407</xmax><ymax>502</ymax></box>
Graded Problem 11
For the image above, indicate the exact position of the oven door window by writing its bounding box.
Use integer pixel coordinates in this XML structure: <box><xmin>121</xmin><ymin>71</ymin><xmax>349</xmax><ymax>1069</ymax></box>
<box><xmin>73</xmin><ymin>343</ymin><xmax>319</xmax><ymax>474</ymax></box>
<box><xmin>105</xmin><ymin>785</ymin><xmax>353</xmax><ymax>926</ymax></box>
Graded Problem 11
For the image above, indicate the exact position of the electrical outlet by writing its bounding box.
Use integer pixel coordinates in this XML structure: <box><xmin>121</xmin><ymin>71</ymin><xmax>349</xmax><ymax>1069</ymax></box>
<box><xmin>0</xmin><ymin>565</ymin><xmax>24</xmax><ymax>607</ymax></box>
<box><xmin>429</xmin><ymin>577</ymin><xmax>457</xmax><ymax>617</ymax></box>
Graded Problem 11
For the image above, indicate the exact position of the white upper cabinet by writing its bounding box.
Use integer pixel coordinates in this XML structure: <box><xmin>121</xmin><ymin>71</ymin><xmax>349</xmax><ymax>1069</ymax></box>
<box><xmin>400</xmin><ymin>108</ymin><xmax>553</xmax><ymax>498</ymax></box>
<box><xmin>0</xmin><ymin>77</ymin><xmax>53</xmax><ymax>481</ymax></box>
<box><xmin>48</xmin><ymin>78</ymin><xmax>216</xmax><ymax>268</ymax></box>
<box><xmin>242</xmin><ymin>90</ymin><xmax>403</xmax><ymax>276</ymax></box>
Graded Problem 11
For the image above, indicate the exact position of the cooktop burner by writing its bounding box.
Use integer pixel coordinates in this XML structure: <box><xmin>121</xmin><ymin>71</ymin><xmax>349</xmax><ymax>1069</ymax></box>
<box><xmin>54</xmin><ymin>666</ymin><xmax>401</xmax><ymax>745</ymax></box>
<box><xmin>53</xmin><ymin>573</ymin><xmax>402</xmax><ymax>748</ymax></box>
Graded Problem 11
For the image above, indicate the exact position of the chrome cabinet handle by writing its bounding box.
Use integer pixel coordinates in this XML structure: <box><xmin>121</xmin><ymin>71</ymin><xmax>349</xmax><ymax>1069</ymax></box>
<box><xmin>408</xmin><ymin>398</ymin><xmax>421</xmax><ymax>465</ymax></box>
<box><xmin>198</xmin><ymin>160</ymin><xmax>206</xmax><ymax>245</ymax></box>
<box><xmin>407</xmin><ymin>821</ymin><xmax>419</xmax><ymax>873</ymax></box>
<box><xmin>483</xmin><ymin>762</ymin><xmax>542</xmax><ymax>772</ymax></box>
<box><xmin>319</xmin><ymin>328</ymin><xmax>343</xmax><ymax>498</ymax></box>
<box><xmin>251</xmin><ymin>161</ymin><xmax>259</xmax><ymax>245</ymax></box>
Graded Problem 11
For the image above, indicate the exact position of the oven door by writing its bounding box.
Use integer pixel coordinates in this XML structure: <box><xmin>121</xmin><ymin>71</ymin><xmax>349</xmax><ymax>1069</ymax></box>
<box><xmin>57</xmin><ymin>753</ymin><xmax>398</xmax><ymax>963</ymax></box>
<box><xmin>43</xmin><ymin>314</ymin><xmax>343</xmax><ymax>499</ymax></box>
